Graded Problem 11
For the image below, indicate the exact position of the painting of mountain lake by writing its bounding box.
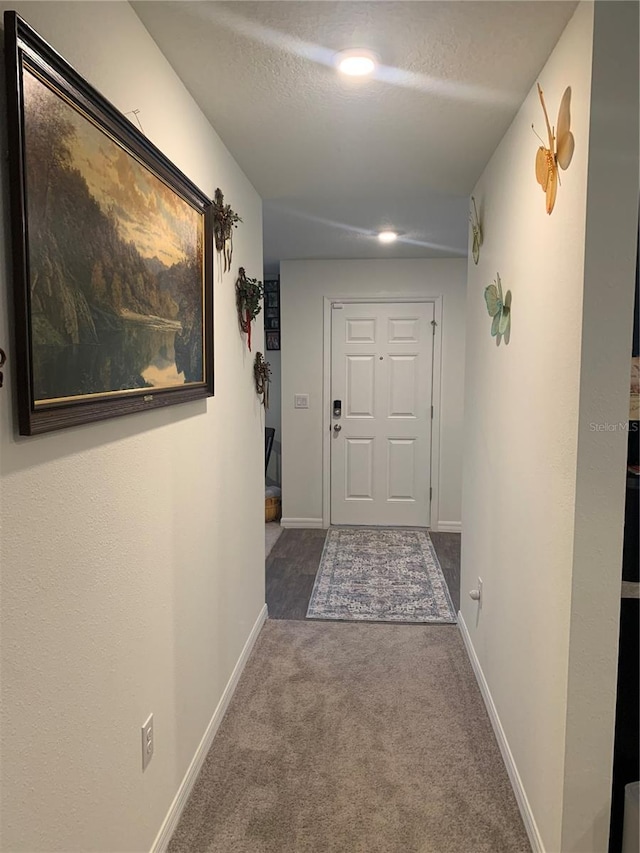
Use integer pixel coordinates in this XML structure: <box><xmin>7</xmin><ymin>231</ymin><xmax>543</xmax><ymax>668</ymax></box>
<box><xmin>25</xmin><ymin>68</ymin><xmax>206</xmax><ymax>394</ymax></box>
<box><xmin>5</xmin><ymin>15</ymin><xmax>214</xmax><ymax>436</ymax></box>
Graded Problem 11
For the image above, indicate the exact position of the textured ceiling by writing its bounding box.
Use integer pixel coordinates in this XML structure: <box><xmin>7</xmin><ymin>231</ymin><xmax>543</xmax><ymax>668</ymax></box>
<box><xmin>133</xmin><ymin>1</ymin><xmax>577</xmax><ymax>271</ymax></box>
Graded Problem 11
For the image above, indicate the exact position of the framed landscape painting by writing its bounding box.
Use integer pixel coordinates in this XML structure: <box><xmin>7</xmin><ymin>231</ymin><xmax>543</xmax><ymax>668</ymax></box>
<box><xmin>4</xmin><ymin>12</ymin><xmax>214</xmax><ymax>435</ymax></box>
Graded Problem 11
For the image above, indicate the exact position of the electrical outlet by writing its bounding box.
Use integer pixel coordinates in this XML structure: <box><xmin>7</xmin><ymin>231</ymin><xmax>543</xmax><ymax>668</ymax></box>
<box><xmin>141</xmin><ymin>714</ymin><xmax>154</xmax><ymax>771</ymax></box>
<box><xmin>294</xmin><ymin>393</ymin><xmax>309</xmax><ymax>409</ymax></box>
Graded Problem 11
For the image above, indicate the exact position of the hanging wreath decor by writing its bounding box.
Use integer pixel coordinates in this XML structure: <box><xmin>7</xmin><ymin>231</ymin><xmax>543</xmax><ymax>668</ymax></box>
<box><xmin>212</xmin><ymin>188</ymin><xmax>242</xmax><ymax>276</ymax></box>
<box><xmin>236</xmin><ymin>267</ymin><xmax>264</xmax><ymax>352</ymax></box>
<box><xmin>254</xmin><ymin>352</ymin><xmax>271</xmax><ymax>409</ymax></box>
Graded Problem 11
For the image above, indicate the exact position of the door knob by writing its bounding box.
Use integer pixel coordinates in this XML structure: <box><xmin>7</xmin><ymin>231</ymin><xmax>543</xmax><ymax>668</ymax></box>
<box><xmin>333</xmin><ymin>423</ymin><xmax>342</xmax><ymax>433</ymax></box>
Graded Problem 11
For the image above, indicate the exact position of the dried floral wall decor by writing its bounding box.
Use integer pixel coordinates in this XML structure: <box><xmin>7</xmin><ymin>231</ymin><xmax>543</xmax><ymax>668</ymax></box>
<box><xmin>236</xmin><ymin>267</ymin><xmax>264</xmax><ymax>352</ymax></box>
<box><xmin>213</xmin><ymin>188</ymin><xmax>241</xmax><ymax>275</ymax></box>
<box><xmin>532</xmin><ymin>83</ymin><xmax>575</xmax><ymax>214</ymax></box>
<box><xmin>484</xmin><ymin>273</ymin><xmax>511</xmax><ymax>346</ymax></box>
<box><xmin>469</xmin><ymin>196</ymin><xmax>483</xmax><ymax>265</ymax></box>
<box><xmin>254</xmin><ymin>352</ymin><xmax>271</xmax><ymax>408</ymax></box>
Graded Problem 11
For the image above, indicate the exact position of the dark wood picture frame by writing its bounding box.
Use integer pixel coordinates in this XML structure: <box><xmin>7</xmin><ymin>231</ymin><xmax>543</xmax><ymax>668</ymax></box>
<box><xmin>264</xmin><ymin>278</ymin><xmax>280</xmax><ymax>350</ymax></box>
<box><xmin>4</xmin><ymin>12</ymin><xmax>214</xmax><ymax>435</ymax></box>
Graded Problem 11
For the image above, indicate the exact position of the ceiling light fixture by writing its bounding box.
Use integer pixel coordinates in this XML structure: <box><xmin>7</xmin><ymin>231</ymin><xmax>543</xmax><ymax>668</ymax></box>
<box><xmin>378</xmin><ymin>230</ymin><xmax>398</xmax><ymax>244</ymax></box>
<box><xmin>334</xmin><ymin>48</ymin><xmax>378</xmax><ymax>77</ymax></box>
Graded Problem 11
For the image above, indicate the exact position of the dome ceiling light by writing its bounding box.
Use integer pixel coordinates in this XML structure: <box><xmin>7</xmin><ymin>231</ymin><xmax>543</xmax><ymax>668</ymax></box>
<box><xmin>334</xmin><ymin>49</ymin><xmax>379</xmax><ymax>77</ymax></box>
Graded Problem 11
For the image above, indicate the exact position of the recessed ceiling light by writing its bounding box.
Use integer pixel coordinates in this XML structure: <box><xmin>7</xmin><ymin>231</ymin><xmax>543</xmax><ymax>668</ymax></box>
<box><xmin>378</xmin><ymin>231</ymin><xmax>398</xmax><ymax>244</ymax></box>
<box><xmin>334</xmin><ymin>49</ymin><xmax>378</xmax><ymax>77</ymax></box>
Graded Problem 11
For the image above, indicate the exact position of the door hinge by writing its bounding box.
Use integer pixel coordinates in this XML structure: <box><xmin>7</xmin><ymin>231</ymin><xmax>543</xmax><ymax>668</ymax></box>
<box><xmin>431</xmin><ymin>405</ymin><xmax>434</xmax><ymax>419</ymax></box>
<box><xmin>429</xmin><ymin>487</ymin><xmax>433</xmax><ymax>501</ymax></box>
<box><xmin>431</xmin><ymin>319</ymin><xmax>437</xmax><ymax>335</ymax></box>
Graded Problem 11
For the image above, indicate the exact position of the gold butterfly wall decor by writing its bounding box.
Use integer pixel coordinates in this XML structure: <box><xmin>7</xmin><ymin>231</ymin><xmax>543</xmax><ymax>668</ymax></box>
<box><xmin>469</xmin><ymin>196</ymin><xmax>482</xmax><ymax>264</ymax></box>
<box><xmin>532</xmin><ymin>83</ymin><xmax>575</xmax><ymax>215</ymax></box>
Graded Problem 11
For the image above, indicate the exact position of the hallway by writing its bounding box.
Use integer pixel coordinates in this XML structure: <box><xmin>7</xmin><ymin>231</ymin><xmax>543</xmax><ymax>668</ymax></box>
<box><xmin>167</xmin><ymin>532</ymin><xmax>530</xmax><ymax>852</ymax></box>
<box><xmin>0</xmin><ymin>3</ymin><xmax>636</xmax><ymax>850</ymax></box>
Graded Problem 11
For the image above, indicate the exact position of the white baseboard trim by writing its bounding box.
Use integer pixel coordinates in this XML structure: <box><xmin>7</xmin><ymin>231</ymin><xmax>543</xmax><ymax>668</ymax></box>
<box><xmin>434</xmin><ymin>521</ymin><xmax>461</xmax><ymax>533</ymax></box>
<box><xmin>280</xmin><ymin>517</ymin><xmax>324</xmax><ymax>529</ymax></box>
<box><xmin>457</xmin><ymin>613</ymin><xmax>545</xmax><ymax>853</ymax></box>
<box><xmin>150</xmin><ymin>603</ymin><xmax>268</xmax><ymax>853</ymax></box>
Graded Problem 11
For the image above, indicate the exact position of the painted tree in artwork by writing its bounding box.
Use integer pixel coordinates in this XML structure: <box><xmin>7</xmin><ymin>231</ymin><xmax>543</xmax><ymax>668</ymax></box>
<box><xmin>174</xmin><ymin>236</ymin><xmax>204</xmax><ymax>382</ymax></box>
<box><xmin>90</xmin><ymin>261</ymin><xmax>108</xmax><ymax>306</ymax></box>
<box><xmin>26</xmin><ymin>74</ymin><xmax>180</xmax><ymax>329</ymax></box>
<box><xmin>23</xmin><ymin>80</ymin><xmax>74</xmax><ymax>242</ymax></box>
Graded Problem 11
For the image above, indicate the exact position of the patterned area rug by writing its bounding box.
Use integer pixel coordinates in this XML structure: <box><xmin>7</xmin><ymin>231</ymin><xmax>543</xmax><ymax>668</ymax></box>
<box><xmin>306</xmin><ymin>527</ymin><xmax>456</xmax><ymax>623</ymax></box>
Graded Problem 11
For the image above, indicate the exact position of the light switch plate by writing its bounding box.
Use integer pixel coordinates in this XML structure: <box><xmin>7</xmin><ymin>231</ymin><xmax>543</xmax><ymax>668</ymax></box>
<box><xmin>294</xmin><ymin>394</ymin><xmax>309</xmax><ymax>409</ymax></box>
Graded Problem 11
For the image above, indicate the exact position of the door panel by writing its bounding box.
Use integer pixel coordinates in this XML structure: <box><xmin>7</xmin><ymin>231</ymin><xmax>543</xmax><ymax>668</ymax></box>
<box><xmin>387</xmin><ymin>439</ymin><xmax>417</xmax><ymax>501</ymax></box>
<box><xmin>345</xmin><ymin>438</ymin><xmax>374</xmax><ymax>500</ymax></box>
<box><xmin>331</xmin><ymin>302</ymin><xmax>434</xmax><ymax>527</ymax></box>
<box><xmin>388</xmin><ymin>355</ymin><xmax>419</xmax><ymax>418</ymax></box>
<box><xmin>346</xmin><ymin>356</ymin><xmax>375</xmax><ymax>418</ymax></box>
<box><xmin>388</xmin><ymin>317</ymin><xmax>420</xmax><ymax>343</ymax></box>
<box><xmin>346</xmin><ymin>318</ymin><xmax>376</xmax><ymax>343</ymax></box>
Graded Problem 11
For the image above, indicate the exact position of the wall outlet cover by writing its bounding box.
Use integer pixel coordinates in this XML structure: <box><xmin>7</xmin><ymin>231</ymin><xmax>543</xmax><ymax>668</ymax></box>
<box><xmin>294</xmin><ymin>394</ymin><xmax>309</xmax><ymax>409</ymax></box>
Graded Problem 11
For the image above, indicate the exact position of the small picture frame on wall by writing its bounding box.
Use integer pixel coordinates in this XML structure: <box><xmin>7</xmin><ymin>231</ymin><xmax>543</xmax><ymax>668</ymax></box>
<box><xmin>266</xmin><ymin>331</ymin><xmax>280</xmax><ymax>351</ymax></box>
<box><xmin>264</xmin><ymin>278</ymin><xmax>280</xmax><ymax>350</ymax></box>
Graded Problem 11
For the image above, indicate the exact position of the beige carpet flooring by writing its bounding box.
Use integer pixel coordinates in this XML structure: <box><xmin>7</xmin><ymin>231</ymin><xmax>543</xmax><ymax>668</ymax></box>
<box><xmin>168</xmin><ymin>621</ymin><xmax>531</xmax><ymax>853</ymax></box>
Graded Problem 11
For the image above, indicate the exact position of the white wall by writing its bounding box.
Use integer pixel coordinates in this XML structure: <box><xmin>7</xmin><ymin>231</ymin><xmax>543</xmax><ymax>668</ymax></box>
<box><xmin>560</xmin><ymin>3</ymin><xmax>639</xmax><ymax>849</ymax></box>
<box><xmin>0</xmin><ymin>3</ymin><xmax>265</xmax><ymax>851</ymax></box>
<box><xmin>460</xmin><ymin>3</ymin><xmax>638</xmax><ymax>851</ymax></box>
<box><xmin>280</xmin><ymin>258</ymin><xmax>466</xmax><ymax>529</ymax></box>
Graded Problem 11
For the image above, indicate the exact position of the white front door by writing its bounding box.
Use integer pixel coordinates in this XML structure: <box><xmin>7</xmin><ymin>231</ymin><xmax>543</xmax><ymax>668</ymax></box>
<box><xmin>330</xmin><ymin>301</ymin><xmax>434</xmax><ymax>526</ymax></box>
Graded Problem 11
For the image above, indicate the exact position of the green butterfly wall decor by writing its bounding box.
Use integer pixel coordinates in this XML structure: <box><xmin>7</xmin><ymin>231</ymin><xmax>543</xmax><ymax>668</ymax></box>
<box><xmin>484</xmin><ymin>274</ymin><xmax>511</xmax><ymax>345</ymax></box>
<box><xmin>469</xmin><ymin>196</ymin><xmax>482</xmax><ymax>264</ymax></box>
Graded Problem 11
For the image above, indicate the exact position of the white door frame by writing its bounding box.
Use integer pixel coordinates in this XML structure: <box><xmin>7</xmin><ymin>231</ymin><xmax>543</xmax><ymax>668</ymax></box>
<box><xmin>322</xmin><ymin>295</ymin><xmax>443</xmax><ymax>530</ymax></box>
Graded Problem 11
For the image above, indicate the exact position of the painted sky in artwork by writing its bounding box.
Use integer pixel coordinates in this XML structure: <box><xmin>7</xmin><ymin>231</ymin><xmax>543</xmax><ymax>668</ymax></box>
<box><xmin>25</xmin><ymin>70</ymin><xmax>201</xmax><ymax>269</ymax></box>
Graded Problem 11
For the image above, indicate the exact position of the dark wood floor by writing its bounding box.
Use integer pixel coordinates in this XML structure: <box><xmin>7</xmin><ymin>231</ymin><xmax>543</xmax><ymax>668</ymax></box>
<box><xmin>429</xmin><ymin>531</ymin><xmax>461</xmax><ymax>611</ymax></box>
<box><xmin>266</xmin><ymin>528</ymin><xmax>461</xmax><ymax>620</ymax></box>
